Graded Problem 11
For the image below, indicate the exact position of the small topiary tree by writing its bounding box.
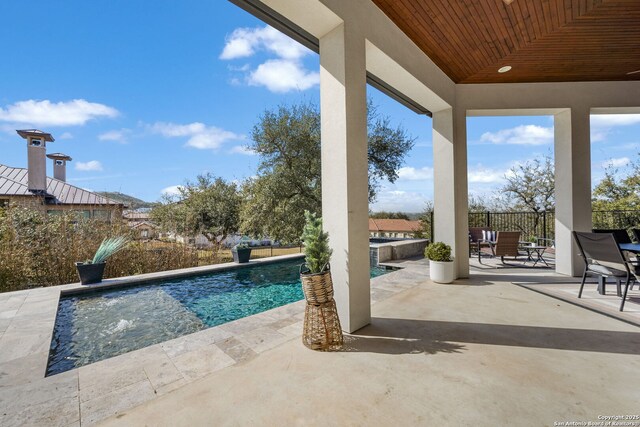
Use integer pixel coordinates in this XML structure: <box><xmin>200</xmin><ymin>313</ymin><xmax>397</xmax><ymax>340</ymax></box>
<box><xmin>425</xmin><ymin>242</ymin><xmax>453</xmax><ymax>262</ymax></box>
<box><xmin>301</xmin><ymin>210</ymin><xmax>332</xmax><ymax>273</ymax></box>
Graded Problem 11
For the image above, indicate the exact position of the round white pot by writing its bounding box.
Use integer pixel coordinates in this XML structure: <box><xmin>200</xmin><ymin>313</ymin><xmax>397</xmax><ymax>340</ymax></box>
<box><xmin>429</xmin><ymin>260</ymin><xmax>455</xmax><ymax>284</ymax></box>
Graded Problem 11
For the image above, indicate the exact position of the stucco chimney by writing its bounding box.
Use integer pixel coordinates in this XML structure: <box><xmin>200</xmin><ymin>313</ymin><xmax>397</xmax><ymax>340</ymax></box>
<box><xmin>46</xmin><ymin>153</ymin><xmax>72</xmax><ymax>182</ymax></box>
<box><xmin>16</xmin><ymin>129</ymin><xmax>55</xmax><ymax>194</ymax></box>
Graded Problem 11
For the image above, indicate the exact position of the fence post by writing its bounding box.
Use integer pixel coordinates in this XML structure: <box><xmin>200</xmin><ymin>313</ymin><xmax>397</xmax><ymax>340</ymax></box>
<box><xmin>270</xmin><ymin>246</ymin><xmax>273</xmax><ymax>257</ymax></box>
<box><xmin>486</xmin><ymin>211</ymin><xmax>491</xmax><ymax>228</ymax></box>
<box><xmin>430</xmin><ymin>211</ymin><xmax>434</xmax><ymax>241</ymax></box>
<box><xmin>542</xmin><ymin>212</ymin><xmax>547</xmax><ymax>240</ymax></box>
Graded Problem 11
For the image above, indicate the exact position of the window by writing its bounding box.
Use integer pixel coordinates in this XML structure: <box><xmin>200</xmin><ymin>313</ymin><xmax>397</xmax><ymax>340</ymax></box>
<box><xmin>47</xmin><ymin>210</ymin><xmax>64</xmax><ymax>216</ymax></box>
<box><xmin>93</xmin><ymin>210</ymin><xmax>111</xmax><ymax>221</ymax></box>
<box><xmin>141</xmin><ymin>230</ymin><xmax>149</xmax><ymax>238</ymax></box>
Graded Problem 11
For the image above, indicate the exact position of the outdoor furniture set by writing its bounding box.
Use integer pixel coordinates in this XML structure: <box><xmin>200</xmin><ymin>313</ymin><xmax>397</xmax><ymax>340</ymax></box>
<box><xmin>470</xmin><ymin>228</ymin><xmax>550</xmax><ymax>266</ymax></box>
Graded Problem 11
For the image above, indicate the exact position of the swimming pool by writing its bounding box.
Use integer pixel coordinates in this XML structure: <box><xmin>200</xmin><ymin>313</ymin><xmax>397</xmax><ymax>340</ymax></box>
<box><xmin>47</xmin><ymin>259</ymin><xmax>393</xmax><ymax>375</ymax></box>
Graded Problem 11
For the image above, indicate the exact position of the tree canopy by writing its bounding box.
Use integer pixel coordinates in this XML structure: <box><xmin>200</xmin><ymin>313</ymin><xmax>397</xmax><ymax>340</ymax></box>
<box><xmin>500</xmin><ymin>154</ymin><xmax>555</xmax><ymax>213</ymax></box>
<box><xmin>240</xmin><ymin>101</ymin><xmax>415</xmax><ymax>243</ymax></box>
<box><xmin>152</xmin><ymin>173</ymin><xmax>241</xmax><ymax>244</ymax></box>
<box><xmin>592</xmin><ymin>156</ymin><xmax>640</xmax><ymax>211</ymax></box>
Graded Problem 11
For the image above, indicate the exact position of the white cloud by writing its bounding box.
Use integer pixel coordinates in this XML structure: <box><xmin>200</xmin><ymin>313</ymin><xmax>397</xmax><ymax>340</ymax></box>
<box><xmin>468</xmin><ymin>167</ymin><xmax>505</xmax><ymax>184</ymax></box>
<box><xmin>220</xmin><ymin>25</ymin><xmax>318</xmax><ymax>94</ymax></box>
<box><xmin>161</xmin><ymin>185</ymin><xmax>184</xmax><ymax>197</ymax></box>
<box><xmin>247</xmin><ymin>59</ymin><xmax>319</xmax><ymax>93</ymax></box>
<box><xmin>99</xmin><ymin>129</ymin><xmax>131</xmax><ymax>144</ymax></box>
<box><xmin>220</xmin><ymin>26</ymin><xmax>311</xmax><ymax>61</ymax></box>
<box><xmin>149</xmin><ymin>122</ymin><xmax>244</xmax><ymax>150</ymax></box>
<box><xmin>75</xmin><ymin>160</ymin><xmax>103</xmax><ymax>171</ymax></box>
<box><xmin>398</xmin><ymin>166</ymin><xmax>433</xmax><ymax>181</ymax></box>
<box><xmin>601</xmin><ymin>157</ymin><xmax>630</xmax><ymax>169</ymax></box>
<box><xmin>229</xmin><ymin>145</ymin><xmax>256</xmax><ymax>156</ymax></box>
<box><xmin>0</xmin><ymin>99</ymin><xmax>118</xmax><ymax>126</ymax></box>
<box><xmin>591</xmin><ymin>114</ymin><xmax>640</xmax><ymax>128</ymax></box>
<box><xmin>480</xmin><ymin>125</ymin><xmax>553</xmax><ymax>146</ymax></box>
<box><xmin>59</xmin><ymin>132</ymin><xmax>73</xmax><ymax>140</ymax></box>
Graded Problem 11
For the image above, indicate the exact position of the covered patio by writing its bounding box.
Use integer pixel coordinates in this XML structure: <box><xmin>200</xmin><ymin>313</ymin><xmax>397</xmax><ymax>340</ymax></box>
<box><xmin>231</xmin><ymin>0</ymin><xmax>640</xmax><ymax>332</ymax></box>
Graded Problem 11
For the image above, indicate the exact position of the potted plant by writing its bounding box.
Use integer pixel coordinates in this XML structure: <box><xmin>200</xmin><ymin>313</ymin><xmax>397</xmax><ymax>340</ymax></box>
<box><xmin>76</xmin><ymin>236</ymin><xmax>130</xmax><ymax>285</ymax></box>
<box><xmin>299</xmin><ymin>211</ymin><xmax>343</xmax><ymax>351</ymax></box>
<box><xmin>425</xmin><ymin>242</ymin><xmax>455</xmax><ymax>284</ymax></box>
<box><xmin>231</xmin><ymin>242</ymin><xmax>252</xmax><ymax>263</ymax></box>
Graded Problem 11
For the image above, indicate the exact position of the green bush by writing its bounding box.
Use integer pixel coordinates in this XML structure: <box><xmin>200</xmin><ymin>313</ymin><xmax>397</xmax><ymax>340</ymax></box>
<box><xmin>425</xmin><ymin>242</ymin><xmax>453</xmax><ymax>262</ymax></box>
<box><xmin>301</xmin><ymin>210</ymin><xmax>332</xmax><ymax>274</ymax></box>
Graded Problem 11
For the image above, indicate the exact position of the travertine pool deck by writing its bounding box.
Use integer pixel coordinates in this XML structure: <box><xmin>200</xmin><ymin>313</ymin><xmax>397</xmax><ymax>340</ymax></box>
<box><xmin>0</xmin><ymin>254</ymin><xmax>418</xmax><ymax>426</ymax></box>
<box><xmin>2</xmin><ymin>256</ymin><xmax>639</xmax><ymax>426</ymax></box>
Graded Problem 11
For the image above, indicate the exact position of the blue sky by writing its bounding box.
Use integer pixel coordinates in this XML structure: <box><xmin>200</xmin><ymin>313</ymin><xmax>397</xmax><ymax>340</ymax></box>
<box><xmin>1</xmin><ymin>1</ymin><xmax>638</xmax><ymax>212</ymax></box>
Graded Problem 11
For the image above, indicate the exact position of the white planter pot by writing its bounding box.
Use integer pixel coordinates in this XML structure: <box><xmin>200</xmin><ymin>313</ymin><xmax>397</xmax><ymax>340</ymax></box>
<box><xmin>429</xmin><ymin>260</ymin><xmax>455</xmax><ymax>284</ymax></box>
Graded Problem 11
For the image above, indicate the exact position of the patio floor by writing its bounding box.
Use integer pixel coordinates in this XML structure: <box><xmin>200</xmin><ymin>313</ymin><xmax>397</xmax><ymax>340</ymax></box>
<box><xmin>98</xmin><ymin>258</ymin><xmax>640</xmax><ymax>426</ymax></box>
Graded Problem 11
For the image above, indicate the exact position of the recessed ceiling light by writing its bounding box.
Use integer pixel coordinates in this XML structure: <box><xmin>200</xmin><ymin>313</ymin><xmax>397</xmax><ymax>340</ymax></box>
<box><xmin>627</xmin><ymin>69</ymin><xmax>640</xmax><ymax>75</ymax></box>
<box><xmin>503</xmin><ymin>0</ymin><xmax>515</xmax><ymax>4</ymax></box>
<box><xmin>498</xmin><ymin>66</ymin><xmax>512</xmax><ymax>73</ymax></box>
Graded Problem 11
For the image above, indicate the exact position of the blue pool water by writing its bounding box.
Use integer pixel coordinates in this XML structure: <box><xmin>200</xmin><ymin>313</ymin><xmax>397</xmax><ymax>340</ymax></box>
<box><xmin>47</xmin><ymin>259</ymin><xmax>393</xmax><ymax>375</ymax></box>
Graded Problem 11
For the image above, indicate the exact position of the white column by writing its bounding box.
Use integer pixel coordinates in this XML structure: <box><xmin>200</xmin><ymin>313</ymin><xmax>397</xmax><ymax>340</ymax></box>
<box><xmin>554</xmin><ymin>108</ymin><xmax>592</xmax><ymax>276</ymax></box>
<box><xmin>319</xmin><ymin>23</ymin><xmax>370</xmax><ymax>333</ymax></box>
<box><xmin>433</xmin><ymin>108</ymin><xmax>469</xmax><ymax>278</ymax></box>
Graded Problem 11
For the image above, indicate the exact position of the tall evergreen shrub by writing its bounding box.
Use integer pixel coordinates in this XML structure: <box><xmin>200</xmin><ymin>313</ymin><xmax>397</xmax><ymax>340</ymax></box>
<box><xmin>301</xmin><ymin>211</ymin><xmax>332</xmax><ymax>273</ymax></box>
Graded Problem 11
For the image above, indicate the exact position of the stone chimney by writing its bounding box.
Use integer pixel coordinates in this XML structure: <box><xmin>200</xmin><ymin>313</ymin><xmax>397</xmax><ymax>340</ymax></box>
<box><xmin>46</xmin><ymin>153</ymin><xmax>72</xmax><ymax>182</ymax></box>
<box><xmin>16</xmin><ymin>129</ymin><xmax>55</xmax><ymax>194</ymax></box>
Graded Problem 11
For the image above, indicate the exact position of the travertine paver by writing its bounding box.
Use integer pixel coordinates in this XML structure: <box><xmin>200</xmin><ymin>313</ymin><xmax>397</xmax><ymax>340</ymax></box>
<box><xmin>0</xmin><ymin>253</ymin><xmax>437</xmax><ymax>426</ymax></box>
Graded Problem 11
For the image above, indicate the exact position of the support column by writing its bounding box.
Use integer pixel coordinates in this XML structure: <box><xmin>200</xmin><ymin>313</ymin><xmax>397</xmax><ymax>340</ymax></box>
<box><xmin>433</xmin><ymin>108</ymin><xmax>469</xmax><ymax>278</ymax></box>
<box><xmin>319</xmin><ymin>23</ymin><xmax>370</xmax><ymax>332</ymax></box>
<box><xmin>554</xmin><ymin>108</ymin><xmax>592</xmax><ymax>276</ymax></box>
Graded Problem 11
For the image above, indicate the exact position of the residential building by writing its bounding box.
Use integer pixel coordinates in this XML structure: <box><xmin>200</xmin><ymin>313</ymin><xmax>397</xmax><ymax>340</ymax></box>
<box><xmin>0</xmin><ymin>129</ymin><xmax>124</xmax><ymax>219</ymax></box>
<box><xmin>368</xmin><ymin>218</ymin><xmax>421</xmax><ymax>239</ymax></box>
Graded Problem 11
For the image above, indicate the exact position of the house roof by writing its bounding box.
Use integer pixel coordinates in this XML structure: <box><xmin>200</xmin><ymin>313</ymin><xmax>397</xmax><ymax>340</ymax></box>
<box><xmin>369</xmin><ymin>218</ymin><xmax>421</xmax><ymax>233</ymax></box>
<box><xmin>124</xmin><ymin>211</ymin><xmax>151</xmax><ymax>220</ymax></box>
<box><xmin>372</xmin><ymin>1</ymin><xmax>640</xmax><ymax>84</ymax></box>
<box><xmin>0</xmin><ymin>164</ymin><xmax>122</xmax><ymax>206</ymax></box>
<box><xmin>130</xmin><ymin>221</ymin><xmax>157</xmax><ymax>229</ymax></box>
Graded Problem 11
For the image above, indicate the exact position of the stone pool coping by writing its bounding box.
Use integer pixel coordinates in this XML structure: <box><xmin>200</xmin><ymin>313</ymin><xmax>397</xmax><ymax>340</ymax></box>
<box><xmin>0</xmin><ymin>254</ymin><xmax>419</xmax><ymax>426</ymax></box>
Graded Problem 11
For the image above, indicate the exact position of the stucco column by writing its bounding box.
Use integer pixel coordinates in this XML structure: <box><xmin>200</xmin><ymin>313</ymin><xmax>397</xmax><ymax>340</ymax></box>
<box><xmin>554</xmin><ymin>108</ymin><xmax>592</xmax><ymax>276</ymax></box>
<box><xmin>319</xmin><ymin>23</ymin><xmax>370</xmax><ymax>332</ymax></box>
<box><xmin>433</xmin><ymin>108</ymin><xmax>469</xmax><ymax>278</ymax></box>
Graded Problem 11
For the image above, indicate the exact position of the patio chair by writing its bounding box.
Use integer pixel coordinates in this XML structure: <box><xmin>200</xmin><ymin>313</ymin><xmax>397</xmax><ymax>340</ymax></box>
<box><xmin>593</xmin><ymin>228</ymin><xmax>632</xmax><ymax>244</ymax></box>
<box><xmin>572</xmin><ymin>231</ymin><xmax>638</xmax><ymax>312</ymax></box>
<box><xmin>469</xmin><ymin>227</ymin><xmax>493</xmax><ymax>257</ymax></box>
<box><xmin>479</xmin><ymin>231</ymin><xmax>521</xmax><ymax>264</ymax></box>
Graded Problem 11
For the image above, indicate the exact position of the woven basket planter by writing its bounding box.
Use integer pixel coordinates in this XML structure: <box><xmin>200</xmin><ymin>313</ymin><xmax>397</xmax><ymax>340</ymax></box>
<box><xmin>300</xmin><ymin>268</ymin><xmax>334</xmax><ymax>304</ymax></box>
<box><xmin>300</xmin><ymin>265</ymin><xmax>343</xmax><ymax>351</ymax></box>
<box><xmin>302</xmin><ymin>300</ymin><xmax>343</xmax><ymax>351</ymax></box>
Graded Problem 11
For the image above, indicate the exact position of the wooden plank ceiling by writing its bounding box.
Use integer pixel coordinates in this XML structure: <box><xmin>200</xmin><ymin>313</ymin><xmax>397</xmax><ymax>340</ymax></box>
<box><xmin>371</xmin><ymin>0</ymin><xmax>640</xmax><ymax>83</ymax></box>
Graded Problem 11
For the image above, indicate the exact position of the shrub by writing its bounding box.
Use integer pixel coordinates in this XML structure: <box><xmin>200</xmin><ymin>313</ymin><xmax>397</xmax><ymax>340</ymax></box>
<box><xmin>0</xmin><ymin>206</ymin><xmax>199</xmax><ymax>293</ymax></box>
<box><xmin>425</xmin><ymin>242</ymin><xmax>453</xmax><ymax>262</ymax></box>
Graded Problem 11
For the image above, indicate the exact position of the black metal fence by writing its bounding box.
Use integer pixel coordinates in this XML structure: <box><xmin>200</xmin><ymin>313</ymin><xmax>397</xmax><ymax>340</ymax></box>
<box><xmin>421</xmin><ymin>210</ymin><xmax>640</xmax><ymax>242</ymax></box>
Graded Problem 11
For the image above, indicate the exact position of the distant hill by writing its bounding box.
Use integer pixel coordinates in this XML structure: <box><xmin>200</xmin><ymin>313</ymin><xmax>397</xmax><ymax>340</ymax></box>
<box><xmin>96</xmin><ymin>192</ymin><xmax>155</xmax><ymax>210</ymax></box>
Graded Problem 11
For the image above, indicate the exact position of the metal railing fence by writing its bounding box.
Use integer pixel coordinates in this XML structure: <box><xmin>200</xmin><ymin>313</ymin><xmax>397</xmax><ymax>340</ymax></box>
<box><xmin>420</xmin><ymin>210</ymin><xmax>640</xmax><ymax>242</ymax></box>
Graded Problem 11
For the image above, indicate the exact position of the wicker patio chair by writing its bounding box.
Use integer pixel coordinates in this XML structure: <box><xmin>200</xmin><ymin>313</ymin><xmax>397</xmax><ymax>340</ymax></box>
<box><xmin>469</xmin><ymin>227</ymin><xmax>493</xmax><ymax>257</ymax></box>
<box><xmin>479</xmin><ymin>231</ymin><xmax>521</xmax><ymax>264</ymax></box>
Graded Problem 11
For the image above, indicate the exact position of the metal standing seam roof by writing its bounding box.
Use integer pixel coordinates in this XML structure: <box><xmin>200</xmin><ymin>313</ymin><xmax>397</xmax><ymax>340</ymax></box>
<box><xmin>0</xmin><ymin>164</ymin><xmax>122</xmax><ymax>205</ymax></box>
